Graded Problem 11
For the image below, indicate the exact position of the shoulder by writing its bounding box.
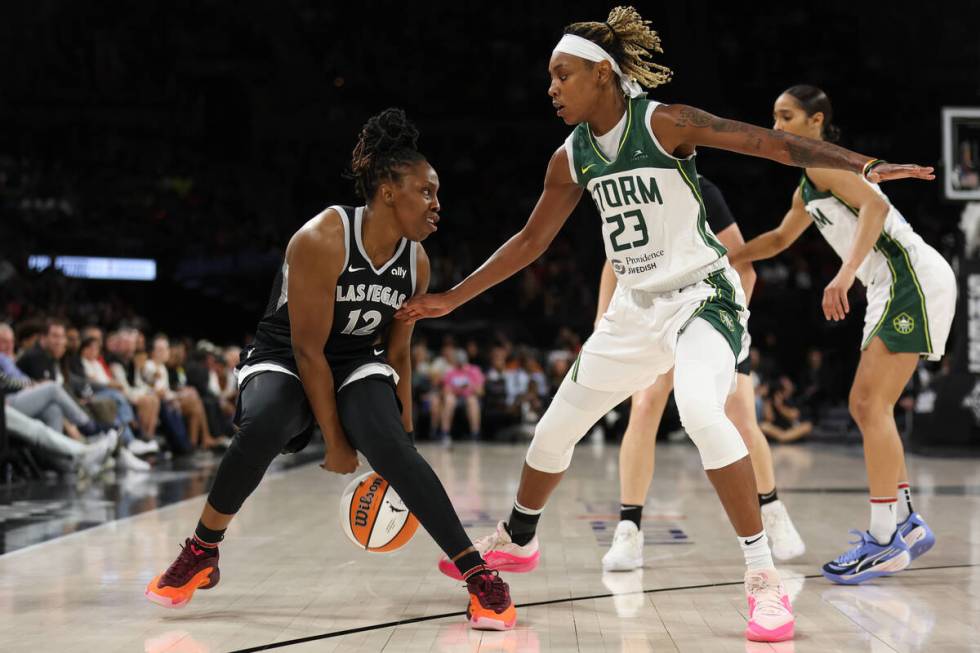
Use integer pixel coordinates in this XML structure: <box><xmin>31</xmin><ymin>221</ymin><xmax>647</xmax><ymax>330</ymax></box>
<box><xmin>804</xmin><ymin>167</ymin><xmax>850</xmax><ymax>191</ymax></box>
<box><xmin>546</xmin><ymin>144</ymin><xmax>576</xmax><ymax>186</ymax></box>
<box><xmin>287</xmin><ymin>207</ymin><xmax>348</xmax><ymax>264</ymax></box>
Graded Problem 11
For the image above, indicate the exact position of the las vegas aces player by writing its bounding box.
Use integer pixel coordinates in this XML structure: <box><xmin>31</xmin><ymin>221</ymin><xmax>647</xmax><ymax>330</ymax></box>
<box><xmin>145</xmin><ymin>108</ymin><xmax>517</xmax><ymax>631</ymax></box>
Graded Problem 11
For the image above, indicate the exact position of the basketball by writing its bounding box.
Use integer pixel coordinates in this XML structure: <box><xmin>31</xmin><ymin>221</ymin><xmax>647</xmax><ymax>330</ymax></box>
<box><xmin>339</xmin><ymin>471</ymin><xmax>419</xmax><ymax>552</ymax></box>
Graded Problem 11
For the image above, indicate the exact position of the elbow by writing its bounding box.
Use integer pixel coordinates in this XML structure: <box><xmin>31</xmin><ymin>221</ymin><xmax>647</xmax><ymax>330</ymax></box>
<box><xmin>869</xmin><ymin>197</ymin><xmax>890</xmax><ymax>222</ymax></box>
<box><xmin>517</xmin><ymin>229</ymin><xmax>550</xmax><ymax>262</ymax></box>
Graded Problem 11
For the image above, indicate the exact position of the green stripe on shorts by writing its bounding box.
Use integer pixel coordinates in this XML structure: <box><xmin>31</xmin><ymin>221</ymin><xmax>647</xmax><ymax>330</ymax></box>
<box><xmin>863</xmin><ymin>232</ymin><xmax>932</xmax><ymax>355</ymax></box>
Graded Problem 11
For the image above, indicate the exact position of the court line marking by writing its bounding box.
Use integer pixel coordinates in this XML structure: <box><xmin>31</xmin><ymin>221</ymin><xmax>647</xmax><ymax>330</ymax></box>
<box><xmin>225</xmin><ymin>562</ymin><xmax>980</xmax><ymax>653</ymax></box>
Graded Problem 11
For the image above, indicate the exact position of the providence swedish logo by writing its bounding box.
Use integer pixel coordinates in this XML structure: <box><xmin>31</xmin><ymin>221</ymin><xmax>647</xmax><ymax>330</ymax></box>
<box><xmin>892</xmin><ymin>312</ymin><xmax>915</xmax><ymax>335</ymax></box>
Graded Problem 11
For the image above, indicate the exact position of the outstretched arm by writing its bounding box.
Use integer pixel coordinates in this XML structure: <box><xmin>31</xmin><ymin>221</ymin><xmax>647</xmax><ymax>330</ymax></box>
<box><xmin>396</xmin><ymin>147</ymin><xmax>583</xmax><ymax>321</ymax></box>
<box><xmin>727</xmin><ymin>188</ymin><xmax>812</xmax><ymax>267</ymax></box>
<box><xmin>652</xmin><ymin>105</ymin><xmax>934</xmax><ymax>183</ymax></box>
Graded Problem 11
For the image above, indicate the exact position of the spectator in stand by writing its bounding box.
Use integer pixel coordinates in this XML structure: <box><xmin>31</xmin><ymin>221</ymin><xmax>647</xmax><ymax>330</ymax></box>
<box><xmin>14</xmin><ymin>319</ymin><xmax>45</xmax><ymax>353</ymax></box>
<box><xmin>207</xmin><ymin>345</ymin><xmax>238</xmax><ymax>422</ymax></box>
<box><xmin>184</xmin><ymin>342</ymin><xmax>231</xmax><ymax>444</ymax></box>
<box><xmin>760</xmin><ymin>376</ymin><xmax>813</xmax><ymax>443</ymax></box>
<box><xmin>797</xmin><ymin>348</ymin><xmax>834</xmax><ymax>423</ymax></box>
<box><xmin>411</xmin><ymin>341</ymin><xmax>442</xmax><ymax>438</ymax></box>
<box><xmin>79</xmin><ymin>335</ymin><xmax>154</xmax><ymax>468</ymax></box>
<box><xmin>65</xmin><ymin>326</ymin><xmax>81</xmax><ymax>361</ymax></box>
<box><xmin>144</xmin><ymin>334</ymin><xmax>219</xmax><ymax>451</ymax></box>
<box><xmin>482</xmin><ymin>345</ymin><xmax>520</xmax><ymax>439</ymax></box>
<box><xmin>464</xmin><ymin>338</ymin><xmax>487</xmax><ymax>370</ymax></box>
<box><xmin>430</xmin><ymin>338</ymin><xmax>459</xmax><ymax>387</ymax></box>
<box><xmin>0</xmin><ymin>323</ymin><xmax>29</xmax><ymax>384</ymax></box>
<box><xmin>105</xmin><ymin>328</ymin><xmax>161</xmax><ymax>438</ymax></box>
<box><xmin>439</xmin><ymin>350</ymin><xmax>485</xmax><ymax>442</ymax></box>
<box><xmin>3</xmin><ymin>369</ymin><xmax>117</xmax><ymax>479</ymax></box>
<box><xmin>17</xmin><ymin>319</ymin><xmax>67</xmax><ymax>383</ymax></box>
<box><xmin>546</xmin><ymin>357</ymin><xmax>570</xmax><ymax>400</ymax></box>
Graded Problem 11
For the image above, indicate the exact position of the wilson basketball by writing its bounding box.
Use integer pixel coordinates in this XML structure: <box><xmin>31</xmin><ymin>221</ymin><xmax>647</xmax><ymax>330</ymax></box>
<box><xmin>340</xmin><ymin>471</ymin><xmax>419</xmax><ymax>552</ymax></box>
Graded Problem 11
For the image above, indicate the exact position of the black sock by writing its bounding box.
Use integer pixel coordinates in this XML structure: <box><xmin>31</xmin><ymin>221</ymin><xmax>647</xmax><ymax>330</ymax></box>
<box><xmin>758</xmin><ymin>488</ymin><xmax>779</xmax><ymax>507</ymax></box>
<box><xmin>620</xmin><ymin>504</ymin><xmax>643</xmax><ymax>528</ymax></box>
<box><xmin>454</xmin><ymin>550</ymin><xmax>487</xmax><ymax>579</ymax></box>
<box><xmin>194</xmin><ymin>521</ymin><xmax>226</xmax><ymax>548</ymax></box>
<box><xmin>506</xmin><ymin>503</ymin><xmax>541</xmax><ymax>546</ymax></box>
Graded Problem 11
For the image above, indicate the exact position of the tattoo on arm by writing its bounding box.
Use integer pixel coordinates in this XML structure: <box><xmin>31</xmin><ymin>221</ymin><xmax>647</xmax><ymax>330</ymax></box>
<box><xmin>674</xmin><ymin>105</ymin><xmax>863</xmax><ymax>171</ymax></box>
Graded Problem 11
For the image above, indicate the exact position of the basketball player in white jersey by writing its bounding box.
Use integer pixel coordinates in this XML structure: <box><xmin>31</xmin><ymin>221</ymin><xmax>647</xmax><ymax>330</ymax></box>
<box><xmin>398</xmin><ymin>7</ymin><xmax>932</xmax><ymax>642</ymax></box>
<box><xmin>728</xmin><ymin>85</ymin><xmax>954</xmax><ymax>585</ymax></box>
<box><xmin>595</xmin><ymin>175</ymin><xmax>805</xmax><ymax>574</ymax></box>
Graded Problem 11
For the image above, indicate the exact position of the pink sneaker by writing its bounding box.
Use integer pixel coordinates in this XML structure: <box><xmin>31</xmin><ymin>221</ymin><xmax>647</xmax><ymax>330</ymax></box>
<box><xmin>438</xmin><ymin>521</ymin><xmax>540</xmax><ymax>580</ymax></box>
<box><xmin>745</xmin><ymin>568</ymin><xmax>795</xmax><ymax>642</ymax></box>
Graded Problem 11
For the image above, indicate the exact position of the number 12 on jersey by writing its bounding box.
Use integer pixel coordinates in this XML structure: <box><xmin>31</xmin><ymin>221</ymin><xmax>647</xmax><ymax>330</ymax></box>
<box><xmin>605</xmin><ymin>209</ymin><xmax>649</xmax><ymax>252</ymax></box>
<box><xmin>340</xmin><ymin>309</ymin><xmax>382</xmax><ymax>336</ymax></box>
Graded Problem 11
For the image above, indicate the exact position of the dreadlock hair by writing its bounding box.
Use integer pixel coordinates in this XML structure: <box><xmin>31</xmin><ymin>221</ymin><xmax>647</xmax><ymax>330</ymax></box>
<box><xmin>564</xmin><ymin>6</ymin><xmax>672</xmax><ymax>90</ymax></box>
<box><xmin>783</xmin><ymin>85</ymin><xmax>841</xmax><ymax>143</ymax></box>
<box><xmin>350</xmin><ymin>108</ymin><xmax>427</xmax><ymax>200</ymax></box>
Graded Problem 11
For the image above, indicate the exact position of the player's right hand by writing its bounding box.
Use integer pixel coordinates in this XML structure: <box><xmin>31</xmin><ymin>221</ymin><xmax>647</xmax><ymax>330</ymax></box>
<box><xmin>320</xmin><ymin>441</ymin><xmax>359</xmax><ymax>474</ymax></box>
<box><xmin>395</xmin><ymin>291</ymin><xmax>455</xmax><ymax>322</ymax></box>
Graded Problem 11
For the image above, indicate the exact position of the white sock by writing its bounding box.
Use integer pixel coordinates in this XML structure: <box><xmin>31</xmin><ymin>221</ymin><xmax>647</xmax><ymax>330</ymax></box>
<box><xmin>869</xmin><ymin>498</ymin><xmax>897</xmax><ymax>544</ymax></box>
<box><xmin>897</xmin><ymin>482</ymin><xmax>913</xmax><ymax>522</ymax></box>
<box><xmin>514</xmin><ymin>500</ymin><xmax>544</xmax><ymax>516</ymax></box>
<box><xmin>739</xmin><ymin>530</ymin><xmax>774</xmax><ymax>571</ymax></box>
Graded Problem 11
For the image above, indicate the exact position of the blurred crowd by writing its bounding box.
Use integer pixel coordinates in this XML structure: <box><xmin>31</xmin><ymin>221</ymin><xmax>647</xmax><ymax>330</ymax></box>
<box><xmin>1</xmin><ymin>315</ymin><xmax>239</xmax><ymax>479</ymax></box>
<box><xmin>0</xmin><ymin>288</ymin><xmax>952</xmax><ymax>485</ymax></box>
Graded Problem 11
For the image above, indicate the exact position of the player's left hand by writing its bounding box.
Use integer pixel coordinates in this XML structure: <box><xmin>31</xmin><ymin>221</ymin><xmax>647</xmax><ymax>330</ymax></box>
<box><xmin>823</xmin><ymin>268</ymin><xmax>855</xmax><ymax>321</ymax></box>
<box><xmin>395</xmin><ymin>292</ymin><xmax>456</xmax><ymax>323</ymax></box>
<box><xmin>868</xmin><ymin>163</ymin><xmax>934</xmax><ymax>183</ymax></box>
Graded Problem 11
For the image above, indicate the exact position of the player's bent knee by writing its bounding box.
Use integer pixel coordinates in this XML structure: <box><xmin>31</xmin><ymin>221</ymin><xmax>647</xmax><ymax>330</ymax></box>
<box><xmin>687</xmin><ymin>420</ymin><xmax>749</xmax><ymax>470</ymax></box>
<box><xmin>525</xmin><ymin>377</ymin><xmax>625</xmax><ymax>474</ymax></box>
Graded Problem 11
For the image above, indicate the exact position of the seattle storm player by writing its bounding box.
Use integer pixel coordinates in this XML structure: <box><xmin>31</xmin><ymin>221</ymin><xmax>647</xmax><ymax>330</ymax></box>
<box><xmin>145</xmin><ymin>108</ymin><xmax>516</xmax><ymax>631</ymax></box>
<box><xmin>397</xmin><ymin>6</ymin><xmax>933</xmax><ymax>642</ymax></box>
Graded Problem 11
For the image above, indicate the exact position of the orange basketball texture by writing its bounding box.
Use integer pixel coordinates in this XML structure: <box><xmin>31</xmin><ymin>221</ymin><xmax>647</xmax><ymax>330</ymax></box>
<box><xmin>341</xmin><ymin>471</ymin><xmax>419</xmax><ymax>552</ymax></box>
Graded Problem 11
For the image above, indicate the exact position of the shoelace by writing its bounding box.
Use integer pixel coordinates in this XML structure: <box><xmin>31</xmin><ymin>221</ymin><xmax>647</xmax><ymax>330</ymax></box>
<box><xmin>746</xmin><ymin>574</ymin><xmax>786</xmax><ymax>617</ymax></box>
<box><xmin>613</xmin><ymin>528</ymin><xmax>637</xmax><ymax>544</ymax></box>
<box><xmin>162</xmin><ymin>539</ymin><xmax>209</xmax><ymax>585</ymax></box>
<box><xmin>834</xmin><ymin>529</ymin><xmax>873</xmax><ymax>564</ymax></box>
<box><xmin>473</xmin><ymin>524</ymin><xmax>508</xmax><ymax>553</ymax></box>
<box><xmin>468</xmin><ymin>571</ymin><xmax>511</xmax><ymax>612</ymax></box>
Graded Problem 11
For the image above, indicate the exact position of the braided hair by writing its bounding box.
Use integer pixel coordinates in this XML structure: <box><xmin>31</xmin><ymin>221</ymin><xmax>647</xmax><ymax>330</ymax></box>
<box><xmin>350</xmin><ymin>108</ymin><xmax>427</xmax><ymax>200</ymax></box>
<box><xmin>564</xmin><ymin>6</ymin><xmax>672</xmax><ymax>90</ymax></box>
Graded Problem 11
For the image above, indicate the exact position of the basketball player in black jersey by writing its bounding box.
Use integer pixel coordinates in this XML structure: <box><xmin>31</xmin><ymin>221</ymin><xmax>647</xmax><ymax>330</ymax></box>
<box><xmin>145</xmin><ymin>109</ymin><xmax>517</xmax><ymax>631</ymax></box>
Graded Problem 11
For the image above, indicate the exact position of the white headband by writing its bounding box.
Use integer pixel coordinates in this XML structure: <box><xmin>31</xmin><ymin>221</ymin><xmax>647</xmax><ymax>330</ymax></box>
<box><xmin>552</xmin><ymin>33</ymin><xmax>644</xmax><ymax>98</ymax></box>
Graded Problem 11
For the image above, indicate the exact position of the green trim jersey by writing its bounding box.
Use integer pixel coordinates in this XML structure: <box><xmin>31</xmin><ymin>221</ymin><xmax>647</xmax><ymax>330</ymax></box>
<box><xmin>799</xmin><ymin>172</ymin><xmax>956</xmax><ymax>359</ymax></box>
<box><xmin>798</xmin><ymin>172</ymin><xmax>917</xmax><ymax>286</ymax></box>
<box><xmin>563</xmin><ymin>96</ymin><xmax>726</xmax><ymax>292</ymax></box>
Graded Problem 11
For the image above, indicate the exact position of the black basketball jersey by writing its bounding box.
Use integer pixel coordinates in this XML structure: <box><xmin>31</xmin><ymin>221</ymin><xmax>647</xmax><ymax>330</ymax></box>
<box><xmin>242</xmin><ymin>205</ymin><xmax>418</xmax><ymax>384</ymax></box>
<box><xmin>698</xmin><ymin>175</ymin><xmax>737</xmax><ymax>235</ymax></box>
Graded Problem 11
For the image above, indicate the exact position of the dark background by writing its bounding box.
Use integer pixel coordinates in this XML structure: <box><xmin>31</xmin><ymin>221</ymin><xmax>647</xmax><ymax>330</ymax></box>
<box><xmin>1</xmin><ymin>0</ymin><xmax>978</xmax><ymax>379</ymax></box>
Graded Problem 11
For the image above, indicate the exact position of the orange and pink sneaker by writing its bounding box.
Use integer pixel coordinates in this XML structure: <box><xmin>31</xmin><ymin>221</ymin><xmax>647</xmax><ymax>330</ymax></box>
<box><xmin>465</xmin><ymin>569</ymin><xmax>517</xmax><ymax>630</ymax></box>
<box><xmin>145</xmin><ymin>538</ymin><xmax>220</xmax><ymax>608</ymax></box>
<box><xmin>438</xmin><ymin>521</ymin><xmax>540</xmax><ymax>580</ymax></box>
<box><xmin>744</xmin><ymin>568</ymin><xmax>795</xmax><ymax>642</ymax></box>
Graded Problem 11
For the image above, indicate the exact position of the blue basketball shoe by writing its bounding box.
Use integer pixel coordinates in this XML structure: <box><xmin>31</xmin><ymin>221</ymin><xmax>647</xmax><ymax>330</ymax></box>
<box><xmin>898</xmin><ymin>513</ymin><xmax>935</xmax><ymax>561</ymax></box>
<box><xmin>822</xmin><ymin>529</ymin><xmax>911</xmax><ymax>585</ymax></box>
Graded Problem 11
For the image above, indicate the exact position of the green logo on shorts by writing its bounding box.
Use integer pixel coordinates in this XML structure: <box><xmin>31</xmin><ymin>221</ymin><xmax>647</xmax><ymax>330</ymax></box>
<box><xmin>719</xmin><ymin>311</ymin><xmax>735</xmax><ymax>332</ymax></box>
<box><xmin>893</xmin><ymin>312</ymin><xmax>915</xmax><ymax>335</ymax></box>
